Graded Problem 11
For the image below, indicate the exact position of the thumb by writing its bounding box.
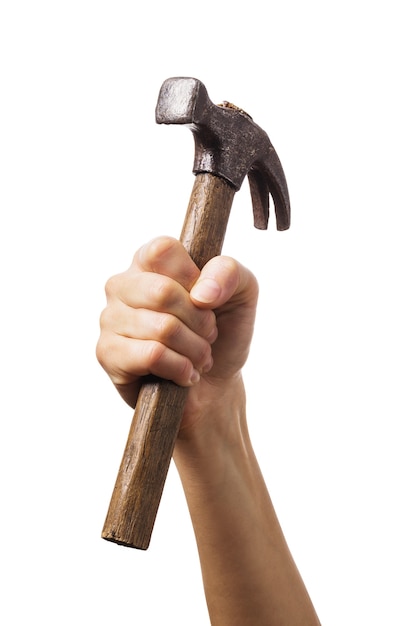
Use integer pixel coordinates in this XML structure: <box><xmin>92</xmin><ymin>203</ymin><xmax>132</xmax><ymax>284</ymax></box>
<box><xmin>190</xmin><ymin>256</ymin><xmax>258</xmax><ymax>309</ymax></box>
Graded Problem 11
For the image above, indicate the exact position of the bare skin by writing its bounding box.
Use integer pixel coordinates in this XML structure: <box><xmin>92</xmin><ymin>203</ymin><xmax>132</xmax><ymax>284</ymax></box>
<box><xmin>97</xmin><ymin>236</ymin><xmax>321</xmax><ymax>626</ymax></box>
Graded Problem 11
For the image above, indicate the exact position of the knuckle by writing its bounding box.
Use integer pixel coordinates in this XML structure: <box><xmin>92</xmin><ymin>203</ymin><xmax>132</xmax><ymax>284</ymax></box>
<box><xmin>137</xmin><ymin>236</ymin><xmax>178</xmax><ymax>269</ymax></box>
<box><xmin>146</xmin><ymin>340</ymin><xmax>167</xmax><ymax>368</ymax></box>
<box><xmin>149</xmin><ymin>274</ymin><xmax>176</xmax><ymax>308</ymax></box>
<box><xmin>220</xmin><ymin>256</ymin><xmax>241</xmax><ymax>288</ymax></box>
<box><xmin>104</xmin><ymin>273</ymin><xmax>121</xmax><ymax>299</ymax></box>
<box><xmin>145</xmin><ymin>340</ymin><xmax>191</xmax><ymax>385</ymax></box>
<box><xmin>155</xmin><ymin>314</ymin><xmax>181</xmax><ymax>342</ymax></box>
<box><xmin>95</xmin><ymin>332</ymin><xmax>112</xmax><ymax>369</ymax></box>
<box><xmin>196</xmin><ymin>309</ymin><xmax>217</xmax><ymax>337</ymax></box>
<box><xmin>221</xmin><ymin>255</ymin><xmax>239</xmax><ymax>271</ymax></box>
<box><xmin>148</xmin><ymin>236</ymin><xmax>178</xmax><ymax>258</ymax></box>
<box><xmin>98</xmin><ymin>306</ymin><xmax>113</xmax><ymax>331</ymax></box>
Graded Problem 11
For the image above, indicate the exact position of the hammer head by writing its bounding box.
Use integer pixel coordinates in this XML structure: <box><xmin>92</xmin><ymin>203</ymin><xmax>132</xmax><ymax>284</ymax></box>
<box><xmin>155</xmin><ymin>77</ymin><xmax>290</xmax><ymax>231</ymax></box>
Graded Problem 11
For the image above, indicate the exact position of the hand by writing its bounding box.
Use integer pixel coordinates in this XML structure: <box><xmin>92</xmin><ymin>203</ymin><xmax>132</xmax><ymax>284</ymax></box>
<box><xmin>96</xmin><ymin>236</ymin><xmax>258</xmax><ymax>433</ymax></box>
<box><xmin>97</xmin><ymin>237</ymin><xmax>322</xmax><ymax>626</ymax></box>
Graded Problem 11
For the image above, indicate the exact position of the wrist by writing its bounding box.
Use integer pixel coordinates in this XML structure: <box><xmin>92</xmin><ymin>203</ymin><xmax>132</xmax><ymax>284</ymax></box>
<box><xmin>173</xmin><ymin>374</ymin><xmax>252</xmax><ymax>486</ymax></box>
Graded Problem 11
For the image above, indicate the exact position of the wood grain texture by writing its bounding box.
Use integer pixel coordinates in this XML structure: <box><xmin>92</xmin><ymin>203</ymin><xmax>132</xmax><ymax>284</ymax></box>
<box><xmin>102</xmin><ymin>174</ymin><xmax>235</xmax><ymax>549</ymax></box>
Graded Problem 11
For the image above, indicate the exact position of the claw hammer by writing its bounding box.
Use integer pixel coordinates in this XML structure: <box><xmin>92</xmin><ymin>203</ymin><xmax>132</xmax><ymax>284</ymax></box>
<box><xmin>102</xmin><ymin>77</ymin><xmax>291</xmax><ymax>549</ymax></box>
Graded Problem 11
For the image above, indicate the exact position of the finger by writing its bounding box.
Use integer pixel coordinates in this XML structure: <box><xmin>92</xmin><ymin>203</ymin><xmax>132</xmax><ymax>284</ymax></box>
<box><xmin>134</xmin><ymin>236</ymin><xmax>200</xmax><ymax>290</ymax></box>
<box><xmin>96</xmin><ymin>331</ymin><xmax>202</xmax><ymax>389</ymax></box>
<box><xmin>99</xmin><ymin>304</ymin><xmax>214</xmax><ymax>372</ymax></box>
<box><xmin>190</xmin><ymin>256</ymin><xmax>258</xmax><ymax>310</ymax></box>
<box><xmin>105</xmin><ymin>271</ymin><xmax>217</xmax><ymax>341</ymax></box>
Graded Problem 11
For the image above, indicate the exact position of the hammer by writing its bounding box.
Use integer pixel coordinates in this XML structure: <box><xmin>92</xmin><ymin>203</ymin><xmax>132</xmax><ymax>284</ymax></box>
<box><xmin>102</xmin><ymin>77</ymin><xmax>290</xmax><ymax>549</ymax></box>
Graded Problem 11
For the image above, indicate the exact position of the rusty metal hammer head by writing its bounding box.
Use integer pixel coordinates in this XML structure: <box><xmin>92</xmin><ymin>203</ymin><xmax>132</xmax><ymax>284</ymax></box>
<box><xmin>155</xmin><ymin>77</ymin><xmax>290</xmax><ymax>231</ymax></box>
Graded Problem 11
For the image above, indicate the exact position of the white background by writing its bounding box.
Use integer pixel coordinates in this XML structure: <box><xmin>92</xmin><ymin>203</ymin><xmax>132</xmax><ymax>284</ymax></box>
<box><xmin>1</xmin><ymin>1</ymin><xmax>416</xmax><ymax>624</ymax></box>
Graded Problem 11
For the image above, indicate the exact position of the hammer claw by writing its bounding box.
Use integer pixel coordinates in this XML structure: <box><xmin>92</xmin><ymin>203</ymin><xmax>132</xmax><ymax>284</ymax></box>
<box><xmin>248</xmin><ymin>168</ymin><xmax>270</xmax><ymax>230</ymax></box>
<box><xmin>248</xmin><ymin>158</ymin><xmax>291</xmax><ymax>231</ymax></box>
<box><xmin>265</xmin><ymin>149</ymin><xmax>291</xmax><ymax>231</ymax></box>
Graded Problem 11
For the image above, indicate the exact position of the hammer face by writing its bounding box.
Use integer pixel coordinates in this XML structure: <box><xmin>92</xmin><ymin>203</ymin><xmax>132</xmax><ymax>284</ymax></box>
<box><xmin>155</xmin><ymin>77</ymin><xmax>202</xmax><ymax>125</ymax></box>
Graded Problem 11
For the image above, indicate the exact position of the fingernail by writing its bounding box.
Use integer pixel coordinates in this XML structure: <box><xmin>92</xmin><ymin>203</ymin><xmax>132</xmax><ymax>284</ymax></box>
<box><xmin>202</xmin><ymin>356</ymin><xmax>214</xmax><ymax>373</ymax></box>
<box><xmin>192</xmin><ymin>278</ymin><xmax>221</xmax><ymax>304</ymax></box>
<box><xmin>189</xmin><ymin>368</ymin><xmax>200</xmax><ymax>384</ymax></box>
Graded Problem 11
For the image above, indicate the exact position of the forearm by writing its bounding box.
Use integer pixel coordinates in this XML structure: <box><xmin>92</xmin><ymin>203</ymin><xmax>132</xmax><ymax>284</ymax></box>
<box><xmin>174</xmin><ymin>377</ymin><xmax>320</xmax><ymax>626</ymax></box>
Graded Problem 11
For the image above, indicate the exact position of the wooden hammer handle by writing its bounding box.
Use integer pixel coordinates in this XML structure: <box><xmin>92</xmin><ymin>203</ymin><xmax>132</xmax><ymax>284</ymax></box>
<box><xmin>102</xmin><ymin>173</ymin><xmax>235</xmax><ymax>549</ymax></box>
